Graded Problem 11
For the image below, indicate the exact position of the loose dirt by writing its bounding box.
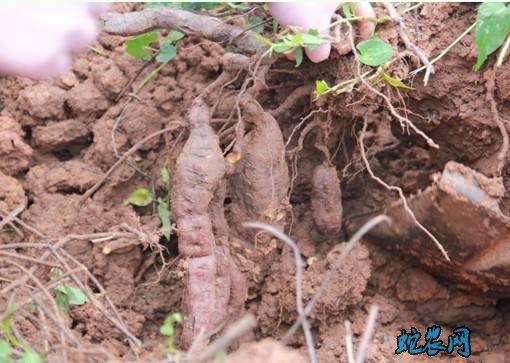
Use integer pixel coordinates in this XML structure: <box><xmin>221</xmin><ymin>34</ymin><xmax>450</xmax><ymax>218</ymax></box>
<box><xmin>1</xmin><ymin>3</ymin><xmax>510</xmax><ymax>362</ymax></box>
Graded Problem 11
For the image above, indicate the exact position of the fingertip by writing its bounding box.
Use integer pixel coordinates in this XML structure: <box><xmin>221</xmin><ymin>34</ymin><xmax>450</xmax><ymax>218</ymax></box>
<box><xmin>354</xmin><ymin>2</ymin><xmax>376</xmax><ymax>40</ymax></box>
<box><xmin>285</xmin><ymin>51</ymin><xmax>296</xmax><ymax>62</ymax></box>
<box><xmin>305</xmin><ymin>43</ymin><xmax>331</xmax><ymax>63</ymax></box>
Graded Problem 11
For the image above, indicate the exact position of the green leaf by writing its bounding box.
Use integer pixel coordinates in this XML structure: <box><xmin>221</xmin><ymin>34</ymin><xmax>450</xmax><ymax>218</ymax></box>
<box><xmin>382</xmin><ymin>71</ymin><xmax>413</xmax><ymax>89</ymax></box>
<box><xmin>272</xmin><ymin>43</ymin><xmax>293</xmax><ymax>53</ymax></box>
<box><xmin>125</xmin><ymin>32</ymin><xmax>158</xmax><ymax>60</ymax></box>
<box><xmin>246</xmin><ymin>15</ymin><xmax>264</xmax><ymax>34</ymax></box>
<box><xmin>123</xmin><ymin>188</ymin><xmax>154</xmax><ymax>207</ymax></box>
<box><xmin>19</xmin><ymin>351</ymin><xmax>42</xmax><ymax>363</ymax></box>
<box><xmin>55</xmin><ymin>285</ymin><xmax>87</xmax><ymax>312</ymax></box>
<box><xmin>314</xmin><ymin>80</ymin><xmax>330</xmax><ymax>98</ymax></box>
<box><xmin>474</xmin><ymin>3</ymin><xmax>510</xmax><ymax>70</ymax></box>
<box><xmin>343</xmin><ymin>4</ymin><xmax>354</xmax><ymax>19</ymax></box>
<box><xmin>56</xmin><ymin>285</ymin><xmax>87</xmax><ymax>306</ymax></box>
<box><xmin>160</xmin><ymin>313</ymin><xmax>182</xmax><ymax>337</ymax></box>
<box><xmin>26</xmin><ymin>301</ymin><xmax>37</xmax><ymax>313</ymax></box>
<box><xmin>165</xmin><ymin>30</ymin><xmax>185</xmax><ymax>43</ymax></box>
<box><xmin>253</xmin><ymin>33</ymin><xmax>274</xmax><ymax>47</ymax></box>
<box><xmin>272</xmin><ymin>20</ymin><xmax>279</xmax><ymax>34</ymax></box>
<box><xmin>356</xmin><ymin>38</ymin><xmax>394</xmax><ymax>67</ymax></box>
<box><xmin>161</xmin><ymin>167</ymin><xmax>171</xmax><ymax>191</ymax></box>
<box><xmin>0</xmin><ymin>340</ymin><xmax>11</xmax><ymax>358</ymax></box>
<box><xmin>156</xmin><ymin>43</ymin><xmax>177</xmax><ymax>62</ymax></box>
<box><xmin>294</xmin><ymin>47</ymin><xmax>304</xmax><ymax>67</ymax></box>
<box><xmin>55</xmin><ymin>289</ymin><xmax>69</xmax><ymax>314</ymax></box>
<box><xmin>301</xmin><ymin>29</ymin><xmax>328</xmax><ymax>50</ymax></box>
<box><xmin>157</xmin><ymin>198</ymin><xmax>172</xmax><ymax>240</ymax></box>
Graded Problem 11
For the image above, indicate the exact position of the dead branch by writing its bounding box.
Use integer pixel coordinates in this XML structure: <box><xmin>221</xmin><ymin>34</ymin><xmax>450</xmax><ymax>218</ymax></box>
<box><xmin>0</xmin><ymin>232</ymin><xmax>144</xmax><ymax>350</ymax></box>
<box><xmin>358</xmin><ymin>119</ymin><xmax>450</xmax><ymax>261</ymax></box>
<box><xmin>244</xmin><ymin>222</ymin><xmax>317</xmax><ymax>363</ymax></box>
<box><xmin>382</xmin><ymin>2</ymin><xmax>434</xmax><ymax>85</ymax></box>
<box><xmin>101</xmin><ymin>8</ymin><xmax>265</xmax><ymax>55</ymax></box>
<box><xmin>344</xmin><ymin>320</ymin><xmax>355</xmax><ymax>363</ymax></box>
<box><xmin>354</xmin><ymin>305</ymin><xmax>379</xmax><ymax>363</ymax></box>
<box><xmin>0</xmin><ymin>208</ymin><xmax>46</xmax><ymax>238</ymax></box>
<box><xmin>486</xmin><ymin>65</ymin><xmax>509</xmax><ymax>176</ymax></box>
<box><xmin>282</xmin><ymin>214</ymin><xmax>390</xmax><ymax>342</ymax></box>
<box><xmin>80</xmin><ymin>122</ymin><xmax>184</xmax><ymax>202</ymax></box>
<box><xmin>0</xmin><ymin>203</ymin><xmax>25</xmax><ymax>231</ymax></box>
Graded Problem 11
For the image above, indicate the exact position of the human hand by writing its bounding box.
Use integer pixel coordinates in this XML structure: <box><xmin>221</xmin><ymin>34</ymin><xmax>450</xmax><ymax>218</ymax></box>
<box><xmin>268</xmin><ymin>2</ymin><xmax>375</xmax><ymax>63</ymax></box>
<box><xmin>0</xmin><ymin>3</ymin><xmax>108</xmax><ymax>79</ymax></box>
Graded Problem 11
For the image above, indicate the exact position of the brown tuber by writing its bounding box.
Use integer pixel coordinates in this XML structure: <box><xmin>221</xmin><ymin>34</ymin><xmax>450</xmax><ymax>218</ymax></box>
<box><xmin>171</xmin><ymin>97</ymin><xmax>246</xmax><ymax>349</ymax></box>
<box><xmin>229</xmin><ymin>97</ymin><xmax>290</xmax><ymax>244</ymax></box>
<box><xmin>311</xmin><ymin>163</ymin><xmax>343</xmax><ymax>235</ymax></box>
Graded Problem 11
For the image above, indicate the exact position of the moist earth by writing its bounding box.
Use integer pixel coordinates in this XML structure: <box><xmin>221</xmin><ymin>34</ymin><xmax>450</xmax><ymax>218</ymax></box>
<box><xmin>0</xmin><ymin>3</ymin><xmax>510</xmax><ymax>362</ymax></box>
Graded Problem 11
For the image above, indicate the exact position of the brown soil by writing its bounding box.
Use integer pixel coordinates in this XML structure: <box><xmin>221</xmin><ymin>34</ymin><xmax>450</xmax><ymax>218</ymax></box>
<box><xmin>1</xmin><ymin>3</ymin><xmax>510</xmax><ymax>363</ymax></box>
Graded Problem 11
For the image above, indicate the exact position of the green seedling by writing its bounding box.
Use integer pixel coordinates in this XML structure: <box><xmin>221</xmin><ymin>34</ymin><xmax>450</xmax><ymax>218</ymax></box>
<box><xmin>0</xmin><ymin>305</ymin><xmax>44</xmax><ymax>363</ymax></box>
<box><xmin>123</xmin><ymin>187</ymin><xmax>154</xmax><ymax>207</ymax></box>
<box><xmin>159</xmin><ymin>167</ymin><xmax>172</xmax><ymax>240</ymax></box>
<box><xmin>54</xmin><ymin>284</ymin><xmax>88</xmax><ymax>314</ymax></box>
<box><xmin>160</xmin><ymin>312</ymin><xmax>182</xmax><ymax>354</ymax></box>
<box><xmin>125</xmin><ymin>30</ymin><xmax>185</xmax><ymax>63</ymax></box>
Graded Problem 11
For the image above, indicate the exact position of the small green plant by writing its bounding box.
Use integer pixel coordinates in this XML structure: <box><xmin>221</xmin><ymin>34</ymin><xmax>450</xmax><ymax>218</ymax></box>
<box><xmin>123</xmin><ymin>167</ymin><xmax>172</xmax><ymax>240</ymax></box>
<box><xmin>125</xmin><ymin>30</ymin><xmax>185</xmax><ymax>63</ymax></box>
<box><xmin>158</xmin><ymin>167</ymin><xmax>172</xmax><ymax>240</ymax></box>
<box><xmin>474</xmin><ymin>2</ymin><xmax>510</xmax><ymax>70</ymax></box>
<box><xmin>160</xmin><ymin>312</ymin><xmax>182</xmax><ymax>354</ymax></box>
<box><xmin>54</xmin><ymin>284</ymin><xmax>88</xmax><ymax>314</ymax></box>
<box><xmin>255</xmin><ymin>28</ymin><xmax>328</xmax><ymax>67</ymax></box>
<box><xmin>123</xmin><ymin>187</ymin><xmax>154</xmax><ymax>207</ymax></box>
<box><xmin>48</xmin><ymin>268</ymin><xmax>88</xmax><ymax>314</ymax></box>
<box><xmin>0</xmin><ymin>305</ymin><xmax>43</xmax><ymax>363</ymax></box>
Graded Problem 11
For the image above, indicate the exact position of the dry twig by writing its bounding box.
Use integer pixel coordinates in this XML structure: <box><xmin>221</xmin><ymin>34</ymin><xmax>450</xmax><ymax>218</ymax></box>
<box><xmin>382</xmin><ymin>2</ymin><xmax>434</xmax><ymax>85</ymax></box>
<box><xmin>80</xmin><ymin>122</ymin><xmax>184</xmax><ymax>202</ymax></box>
<box><xmin>282</xmin><ymin>215</ymin><xmax>390</xmax><ymax>341</ymax></box>
<box><xmin>244</xmin><ymin>222</ymin><xmax>316</xmax><ymax>363</ymax></box>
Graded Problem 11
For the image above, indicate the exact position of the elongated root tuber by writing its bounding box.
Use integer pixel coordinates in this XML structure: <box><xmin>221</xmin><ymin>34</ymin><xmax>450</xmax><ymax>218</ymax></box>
<box><xmin>229</xmin><ymin>97</ymin><xmax>290</xmax><ymax>246</ymax></box>
<box><xmin>172</xmin><ymin>97</ymin><xmax>246</xmax><ymax>349</ymax></box>
<box><xmin>311</xmin><ymin>163</ymin><xmax>343</xmax><ymax>235</ymax></box>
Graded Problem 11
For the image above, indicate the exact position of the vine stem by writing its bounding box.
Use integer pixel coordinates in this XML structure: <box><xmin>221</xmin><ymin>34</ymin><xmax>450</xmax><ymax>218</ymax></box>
<box><xmin>410</xmin><ymin>22</ymin><xmax>476</xmax><ymax>80</ymax></box>
<box><xmin>497</xmin><ymin>34</ymin><xmax>510</xmax><ymax>67</ymax></box>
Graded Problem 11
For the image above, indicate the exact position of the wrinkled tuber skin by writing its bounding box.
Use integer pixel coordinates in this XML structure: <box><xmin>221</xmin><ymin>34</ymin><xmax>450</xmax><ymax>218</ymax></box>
<box><xmin>172</xmin><ymin>98</ymin><xmax>225</xmax><ymax>257</ymax></box>
<box><xmin>311</xmin><ymin>163</ymin><xmax>343</xmax><ymax>235</ymax></box>
<box><xmin>229</xmin><ymin>98</ymin><xmax>290</xmax><ymax>242</ymax></box>
<box><xmin>172</xmin><ymin>97</ymin><xmax>246</xmax><ymax>349</ymax></box>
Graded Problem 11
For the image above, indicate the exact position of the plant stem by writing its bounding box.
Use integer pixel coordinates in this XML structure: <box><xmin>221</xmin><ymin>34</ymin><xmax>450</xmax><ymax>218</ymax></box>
<box><xmin>133</xmin><ymin>61</ymin><xmax>169</xmax><ymax>95</ymax></box>
<box><xmin>411</xmin><ymin>22</ymin><xmax>476</xmax><ymax>76</ymax></box>
<box><xmin>399</xmin><ymin>2</ymin><xmax>424</xmax><ymax>15</ymax></box>
<box><xmin>329</xmin><ymin>15</ymin><xmax>380</xmax><ymax>29</ymax></box>
<box><xmin>497</xmin><ymin>34</ymin><xmax>510</xmax><ymax>67</ymax></box>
